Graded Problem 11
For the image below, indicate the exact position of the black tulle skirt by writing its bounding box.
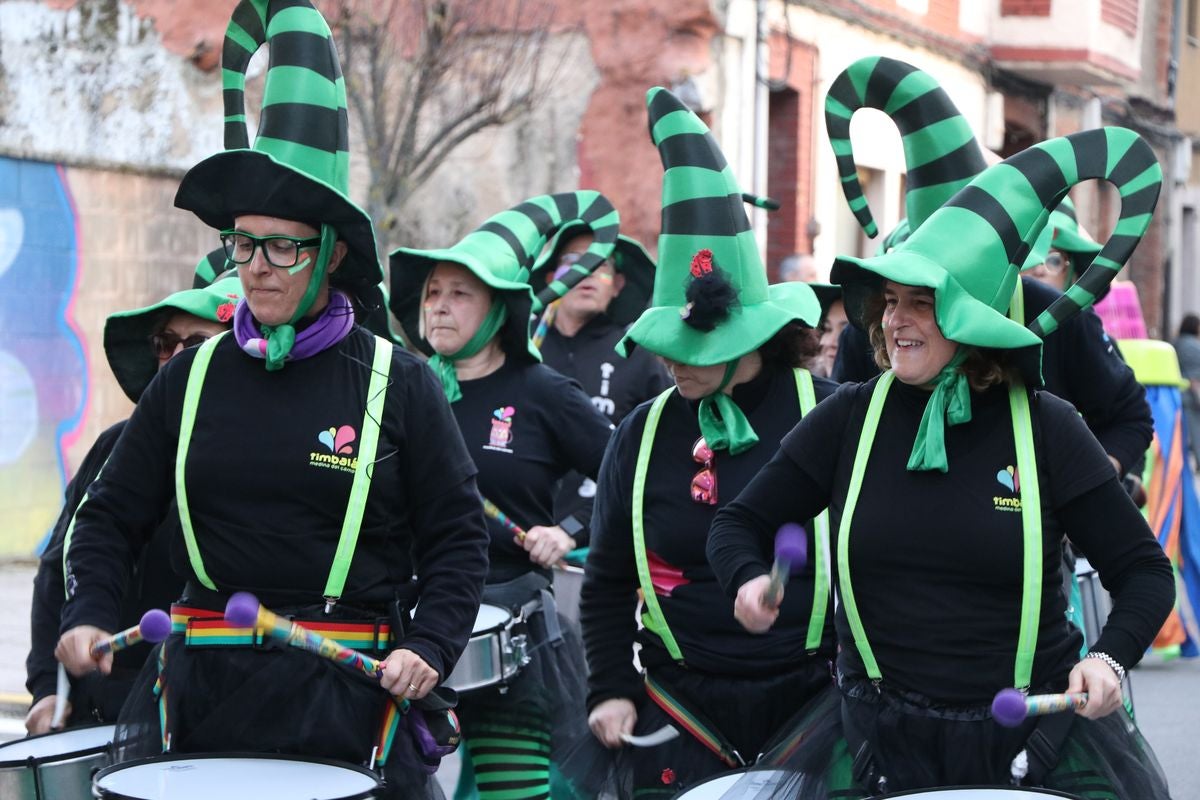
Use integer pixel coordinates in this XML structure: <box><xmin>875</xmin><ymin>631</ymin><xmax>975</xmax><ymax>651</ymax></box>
<box><xmin>113</xmin><ymin>629</ymin><xmax>445</xmax><ymax>799</ymax></box>
<box><xmin>710</xmin><ymin>679</ymin><xmax>1173</xmax><ymax>799</ymax></box>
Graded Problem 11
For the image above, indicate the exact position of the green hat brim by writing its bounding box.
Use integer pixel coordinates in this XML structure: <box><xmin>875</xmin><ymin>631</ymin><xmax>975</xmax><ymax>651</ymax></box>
<box><xmin>388</xmin><ymin>247</ymin><xmax>540</xmax><ymax>361</ymax></box>
<box><xmin>529</xmin><ymin>223</ymin><xmax>656</xmax><ymax>327</ymax></box>
<box><xmin>175</xmin><ymin>150</ymin><xmax>381</xmax><ymax>295</ymax></box>
<box><xmin>617</xmin><ymin>281</ymin><xmax>821</xmax><ymax>366</ymax></box>
<box><xmin>832</xmin><ymin>251</ymin><xmax>1043</xmax><ymax>385</ymax></box>
<box><xmin>104</xmin><ymin>277</ymin><xmax>243</xmax><ymax>402</ymax></box>
<box><xmin>1051</xmin><ymin>226</ymin><xmax>1103</xmax><ymax>256</ymax></box>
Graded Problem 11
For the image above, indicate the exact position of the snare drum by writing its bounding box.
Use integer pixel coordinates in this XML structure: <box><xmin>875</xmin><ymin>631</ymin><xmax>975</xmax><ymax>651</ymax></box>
<box><xmin>553</xmin><ymin>564</ymin><xmax>585</xmax><ymax>624</ymax></box>
<box><xmin>1073</xmin><ymin>558</ymin><xmax>1112</xmax><ymax>647</ymax></box>
<box><xmin>672</xmin><ymin>768</ymin><xmax>792</xmax><ymax>798</ymax></box>
<box><xmin>444</xmin><ymin>603</ymin><xmax>527</xmax><ymax>693</ymax></box>
<box><xmin>92</xmin><ymin>753</ymin><xmax>381</xmax><ymax>799</ymax></box>
<box><xmin>871</xmin><ymin>789</ymin><xmax>1080</xmax><ymax>798</ymax></box>
<box><xmin>0</xmin><ymin>723</ymin><xmax>115</xmax><ymax>800</ymax></box>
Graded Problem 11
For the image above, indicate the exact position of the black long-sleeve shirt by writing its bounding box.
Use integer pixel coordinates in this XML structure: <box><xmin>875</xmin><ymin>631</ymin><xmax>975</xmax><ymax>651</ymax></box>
<box><xmin>449</xmin><ymin>360</ymin><xmax>613</xmax><ymax>583</ymax></box>
<box><xmin>582</xmin><ymin>365</ymin><xmax>838</xmax><ymax>709</ymax></box>
<box><xmin>832</xmin><ymin>277</ymin><xmax>1152</xmax><ymax>472</ymax></box>
<box><xmin>61</xmin><ymin>328</ymin><xmax>489</xmax><ymax>680</ymax></box>
<box><xmin>539</xmin><ymin>314</ymin><xmax>670</xmax><ymax>543</ymax></box>
<box><xmin>708</xmin><ymin>377</ymin><xmax>1173</xmax><ymax>704</ymax></box>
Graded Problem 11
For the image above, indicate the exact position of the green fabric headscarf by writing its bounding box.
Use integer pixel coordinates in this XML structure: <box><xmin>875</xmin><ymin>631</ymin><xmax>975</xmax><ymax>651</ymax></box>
<box><xmin>256</xmin><ymin>224</ymin><xmax>336</xmax><ymax>371</ymax></box>
<box><xmin>429</xmin><ymin>300</ymin><xmax>509</xmax><ymax>403</ymax></box>
<box><xmin>696</xmin><ymin>360</ymin><xmax>759</xmax><ymax>456</ymax></box>
<box><xmin>906</xmin><ymin>349</ymin><xmax>971</xmax><ymax>472</ymax></box>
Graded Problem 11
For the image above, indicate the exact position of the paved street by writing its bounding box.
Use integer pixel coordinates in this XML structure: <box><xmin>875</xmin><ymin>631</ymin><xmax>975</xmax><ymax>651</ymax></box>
<box><xmin>0</xmin><ymin>560</ymin><xmax>1195</xmax><ymax>797</ymax></box>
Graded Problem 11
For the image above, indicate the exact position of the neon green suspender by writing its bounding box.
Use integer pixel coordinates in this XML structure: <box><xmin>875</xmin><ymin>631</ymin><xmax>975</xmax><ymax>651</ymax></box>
<box><xmin>837</xmin><ymin>371</ymin><xmax>1044</xmax><ymax>689</ymax></box>
<box><xmin>633</xmin><ymin>369</ymin><xmax>832</xmax><ymax>661</ymax></box>
<box><xmin>175</xmin><ymin>331</ymin><xmax>393</xmax><ymax>610</ymax></box>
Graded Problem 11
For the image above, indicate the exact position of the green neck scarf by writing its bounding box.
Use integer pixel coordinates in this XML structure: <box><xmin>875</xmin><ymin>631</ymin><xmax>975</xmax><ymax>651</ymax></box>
<box><xmin>906</xmin><ymin>348</ymin><xmax>971</xmax><ymax>472</ymax></box>
<box><xmin>429</xmin><ymin>300</ymin><xmax>509</xmax><ymax>403</ymax></box>
<box><xmin>696</xmin><ymin>359</ymin><xmax>760</xmax><ymax>456</ymax></box>
<box><xmin>259</xmin><ymin>224</ymin><xmax>335</xmax><ymax>372</ymax></box>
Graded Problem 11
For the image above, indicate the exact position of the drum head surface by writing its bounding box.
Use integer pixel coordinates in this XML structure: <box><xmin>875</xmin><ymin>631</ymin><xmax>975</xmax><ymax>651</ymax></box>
<box><xmin>876</xmin><ymin>788</ymin><xmax>1082</xmax><ymax>798</ymax></box>
<box><xmin>673</xmin><ymin>769</ymin><xmax>791</xmax><ymax>797</ymax></box>
<box><xmin>0</xmin><ymin>724</ymin><xmax>115</xmax><ymax>764</ymax></box>
<box><xmin>474</xmin><ymin>603</ymin><xmax>511</xmax><ymax>632</ymax></box>
<box><xmin>94</xmin><ymin>754</ymin><xmax>380</xmax><ymax>799</ymax></box>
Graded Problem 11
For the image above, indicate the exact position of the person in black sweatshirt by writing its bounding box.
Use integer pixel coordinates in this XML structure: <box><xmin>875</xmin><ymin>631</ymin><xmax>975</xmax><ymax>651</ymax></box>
<box><xmin>707</xmin><ymin>128</ymin><xmax>1174</xmax><ymax>799</ymax></box>
<box><xmin>54</xmin><ymin>6</ymin><xmax>487</xmax><ymax>797</ymax></box>
<box><xmin>580</xmin><ymin>87</ymin><xmax>837</xmax><ymax>798</ymax></box>
<box><xmin>531</xmin><ymin>223</ymin><xmax>670</xmax><ymax>551</ymax></box>
<box><xmin>25</xmin><ymin>271</ymin><xmax>239</xmax><ymax>735</ymax></box>
<box><xmin>389</xmin><ymin>191</ymin><xmax>618</xmax><ymax>800</ymax></box>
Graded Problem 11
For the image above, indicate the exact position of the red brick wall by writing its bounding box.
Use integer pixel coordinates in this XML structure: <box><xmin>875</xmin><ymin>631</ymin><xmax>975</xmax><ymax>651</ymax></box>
<box><xmin>1000</xmin><ymin>0</ymin><xmax>1051</xmax><ymax>15</ymax></box>
<box><xmin>1101</xmin><ymin>0</ymin><xmax>1140</xmax><ymax>35</ymax></box>
<box><xmin>766</xmin><ymin>33</ymin><xmax>818</xmax><ymax>279</ymax></box>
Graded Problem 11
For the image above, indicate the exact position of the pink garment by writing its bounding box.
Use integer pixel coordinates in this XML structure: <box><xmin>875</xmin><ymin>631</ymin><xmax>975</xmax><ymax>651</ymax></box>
<box><xmin>1094</xmin><ymin>281</ymin><xmax>1148</xmax><ymax>339</ymax></box>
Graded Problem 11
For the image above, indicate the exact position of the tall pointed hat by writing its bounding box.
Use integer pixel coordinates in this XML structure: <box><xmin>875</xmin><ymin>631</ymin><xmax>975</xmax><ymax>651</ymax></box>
<box><xmin>105</xmin><ymin>267</ymin><xmax>244</xmax><ymax>402</ymax></box>
<box><xmin>529</xmin><ymin>223</ymin><xmax>656</xmax><ymax>327</ymax></box>
<box><xmin>825</xmin><ymin>55</ymin><xmax>989</xmax><ymax>238</ymax></box>
<box><xmin>389</xmin><ymin>192</ymin><xmax>619</xmax><ymax>360</ymax></box>
<box><xmin>618</xmin><ymin>87</ymin><xmax>821</xmax><ymax>365</ymax></box>
<box><xmin>832</xmin><ymin>126</ymin><xmax>1163</xmax><ymax>385</ymax></box>
<box><xmin>174</xmin><ymin>0</ymin><xmax>380</xmax><ymax>298</ymax></box>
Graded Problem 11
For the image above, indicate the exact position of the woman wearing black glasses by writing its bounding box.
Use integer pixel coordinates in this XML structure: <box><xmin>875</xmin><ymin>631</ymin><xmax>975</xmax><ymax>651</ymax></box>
<box><xmin>578</xmin><ymin>88</ymin><xmax>836</xmax><ymax>797</ymax></box>
<box><xmin>26</xmin><ymin>268</ymin><xmax>238</xmax><ymax>735</ymax></box>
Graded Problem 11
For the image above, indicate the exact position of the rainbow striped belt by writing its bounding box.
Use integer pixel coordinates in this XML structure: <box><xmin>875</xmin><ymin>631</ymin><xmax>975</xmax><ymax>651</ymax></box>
<box><xmin>170</xmin><ymin>604</ymin><xmax>393</xmax><ymax>652</ymax></box>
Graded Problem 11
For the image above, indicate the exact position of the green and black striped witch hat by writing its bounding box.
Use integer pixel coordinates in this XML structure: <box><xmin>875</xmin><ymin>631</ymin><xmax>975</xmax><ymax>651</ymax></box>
<box><xmin>529</xmin><ymin>223</ymin><xmax>656</xmax><ymax>327</ymax></box>
<box><xmin>389</xmin><ymin>192</ymin><xmax>619</xmax><ymax>360</ymax></box>
<box><xmin>618</xmin><ymin>87</ymin><xmax>821</xmax><ymax>366</ymax></box>
<box><xmin>174</xmin><ymin>0</ymin><xmax>380</xmax><ymax>298</ymax></box>
<box><xmin>825</xmin><ymin>55</ymin><xmax>989</xmax><ymax>237</ymax></box>
<box><xmin>832</xmin><ymin>126</ymin><xmax>1163</xmax><ymax>385</ymax></box>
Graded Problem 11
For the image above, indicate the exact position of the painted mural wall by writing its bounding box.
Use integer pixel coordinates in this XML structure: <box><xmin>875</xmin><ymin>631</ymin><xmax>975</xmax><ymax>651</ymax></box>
<box><xmin>0</xmin><ymin>158</ymin><xmax>86</xmax><ymax>556</ymax></box>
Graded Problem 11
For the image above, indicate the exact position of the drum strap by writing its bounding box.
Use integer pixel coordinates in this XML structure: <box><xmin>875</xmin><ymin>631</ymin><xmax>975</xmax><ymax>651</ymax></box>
<box><xmin>644</xmin><ymin>671</ymin><xmax>745</xmax><ymax>768</ymax></box>
<box><xmin>632</xmin><ymin>369</ymin><xmax>831</xmax><ymax>662</ymax></box>
<box><xmin>838</xmin><ymin>373</ymin><xmax>1043</xmax><ymax>691</ymax></box>
<box><xmin>176</xmin><ymin>333</ymin><xmax>393</xmax><ymax>609</ymax></box>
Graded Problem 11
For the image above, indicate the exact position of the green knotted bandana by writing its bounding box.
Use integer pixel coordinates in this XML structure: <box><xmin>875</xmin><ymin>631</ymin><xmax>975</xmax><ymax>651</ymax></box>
<box><xmin>696</xmin><ymin>359</ymin><xmax>759</xmax><ymax>455</ymax></box>
<box><xmin>257</xmin><ymin>224</ymin><xmax>335</xmax><ymax>372</ymax></box>
<box><xmin>906</xmin><ymin>348</ymin><xmax>971</xmax><ymax>472</ymax></box>
<box><xmin>428</xmin><ymin>300</ymin><xmax>509</xmax><ymax>402</ymax></box>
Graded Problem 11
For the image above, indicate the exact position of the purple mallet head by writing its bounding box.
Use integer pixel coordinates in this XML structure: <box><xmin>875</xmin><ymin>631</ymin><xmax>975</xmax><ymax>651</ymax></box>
<box><xmin>225</xmin><ymin>591</ymin><xmax>261</xmax><ymax>628</ymax></box>
<box><xmin>991</xmin><ymin>688</ymin><xmax>1028</xmax><ymax>727</ymax></box>
<box><xmin>774</xmin><ymin>523</ymin><xmax>807</xmax><ymax>569</ymax></box>
<box><xmin>138</xmin><ymin>609</ymin><xmax>172</xmax><ymax>643</ymax></box>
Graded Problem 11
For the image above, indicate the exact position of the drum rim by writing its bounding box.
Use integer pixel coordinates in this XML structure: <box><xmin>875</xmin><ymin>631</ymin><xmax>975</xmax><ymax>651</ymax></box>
<box><xmin>870</xmin><ymin>786</ymin><xmax>1084</xmax><ymax>798</ymax></box>
<box><xmin>0</xmin><ymin>722</ymin><xmax>116</xmax><ymax>768</ymax></box>
<box><xmin>471</xmin><ymin>603</ymin><xmax>513</xmax><ymax>634</ymax></box>
<box><xmin>92</xmin><ymin>751</ymin><xmax>381</xmax><ymax>800</ymax></box>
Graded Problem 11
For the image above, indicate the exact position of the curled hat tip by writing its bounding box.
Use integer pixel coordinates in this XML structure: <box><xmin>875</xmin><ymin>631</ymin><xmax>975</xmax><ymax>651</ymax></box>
<box><xmin>225</xmin><ymin>591</ymin><xmax>261</xmax><ymax>628</ymax></box>
<box><xmin>991</xmin><ymin>688</ymin><xmax>1028</xmax><ymax>727</ymax></box>
<box><xmin>775</xmin><ymin>522</ymin><xmax>808</xmax><ymax>564</ymax></box>
<box><xmin>138</xmin><ymin>609</ymin><xmax>172</xmax><ymax>644</ymax></box>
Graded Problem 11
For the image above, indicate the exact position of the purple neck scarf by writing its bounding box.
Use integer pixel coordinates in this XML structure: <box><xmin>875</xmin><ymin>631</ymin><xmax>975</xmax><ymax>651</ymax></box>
<box><xmin>233</xmin><ymin>289</ymin><xmax>355</xmax><ymax>366</ymax></box>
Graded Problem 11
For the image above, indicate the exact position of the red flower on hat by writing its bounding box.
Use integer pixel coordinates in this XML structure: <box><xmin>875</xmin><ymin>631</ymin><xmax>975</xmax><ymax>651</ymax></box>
<box><xmin>661</xmin><ymin>768</ymin><xmax>676</xmax><ymax>784</ymax></box>
<box><xmin>690</xmin><ymin>249</ymin><xmax>714</xmax><ymax>278</ymax></box>
<box><xmin>216</xmin><ymin>302</ymin><xmax>235</xmax><ymax>322</ymax></box>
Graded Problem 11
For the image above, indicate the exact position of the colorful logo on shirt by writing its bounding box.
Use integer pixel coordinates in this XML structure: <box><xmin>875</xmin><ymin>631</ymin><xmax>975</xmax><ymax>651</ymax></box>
<box><xmin>310</xmin><ymin>424</ymin><xmax>359</xmax><ymax>473</ymax></box>
<box><xmin>993</xmin><ymin>465</ymin><xmax>1021</xmax><ymax>512</ymax></box>
<box><xmin>484</xmin><ymin>406</ymin><xmax>515</xmax><ymax>453</ymax></box>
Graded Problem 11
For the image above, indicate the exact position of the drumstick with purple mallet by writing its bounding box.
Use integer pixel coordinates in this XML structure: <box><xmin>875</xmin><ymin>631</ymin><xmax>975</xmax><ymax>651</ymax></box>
<box><xmin>224</xmin><ymin>592</ymin><xmax>410</xmax><ymax>707</ymax></box>
<box><xmin>53</xmin><ymin>609</ymin><xmax>172</xmax><ymax>728</ymax></box>
<box><xmin>991</xmin><ymin>687</ymin><xmax>1088</xmax><ymax>727</ymax></box>
<box><xmin>763</xmin><ymin>523</ymin><xmax>807</xmax><ymax>608</ymax></box>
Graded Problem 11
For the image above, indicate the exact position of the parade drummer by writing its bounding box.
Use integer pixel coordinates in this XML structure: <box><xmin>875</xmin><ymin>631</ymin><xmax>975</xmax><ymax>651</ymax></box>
<box><xmin>26</xmin><ymin>267</ymin><xmax>239</xmax><ymax>734</ymax></box>
<box><xmin>708</xmin><ymin>128</ymin><xmax>1174</xmax><ymax>798</ymax></box>
<box><xmin>579</xmin><ymin>88</ymin><xmax>837</xmax><ymax>797</ymax></box>
<box><xmin>530</xmin><ymin>222</ymin><xmax>670</xmax><ymax>549</ymax></box>
<box><xmin>389</xmin><ymin>192</ymin><xmax>617</xmax><ymax>799</ymax></box>
<box><xmin>826</xmin><ymin>57</ymin><xmax>1151</xmax><ymax>488</ymax></box>
<box><xmin>54</xmin><ymin>3</ymin><xmax>488</xmax><ymax>797</ymax></box>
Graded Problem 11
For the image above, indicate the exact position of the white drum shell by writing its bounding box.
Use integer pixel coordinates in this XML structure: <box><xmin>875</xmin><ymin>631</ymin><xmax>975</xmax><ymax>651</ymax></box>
<box><xmin>0</xmin><ymin>724</ymin><xmax>115</xmax><ymax>800</ymax></box>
